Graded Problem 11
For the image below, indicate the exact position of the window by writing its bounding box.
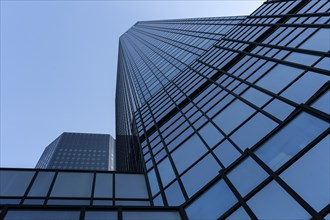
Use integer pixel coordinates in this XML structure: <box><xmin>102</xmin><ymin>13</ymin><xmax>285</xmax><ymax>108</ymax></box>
<box><xmin>28</xmin><ymin>172</ymin><xmax>54</xmax><ymax>197</ymax></box>
<box><xmin>4</xmin><ymin>210</ymin><xmax>80</xmax><ymax>220</ymax></box>
<box><xmin>280</xmin><ymin>135</ymin><xmax>330</xmax><ymax>211</ymax></box>
<box><xmin>311</xmin><ymin>90</ymin><xmax>330</xmax><ymax>114</ymax></box>
<box><xmin>255</xmin><ymin>112</ymin><xmax>329</xmax><ymax>170</ymax></box>
<box><xmin>299</xmin><ymin>28</ymin><xmax>330</xmax><ymax>52</ymax></box>
<box><xmin>157</xmin><ymin>158</ymin><xmax>176</xmax><ymax>188</ymax></box>
<box><xmin>115</xmin><ymin>174</ymin><xmax>148</xmax><ymax>199</ymax></box>
<box><xmin>165</xmin><ymin>181</ymin><xmax>185</xmax><ymax>206</ymax></box>
<box><xmin>0</xmin><ymin>170</ymin><xmax>34</xmax><ymax>196</ymax></box>
<box><xmin>198</xmin><ymin>122</ymin><xmax>224</xmax><ymax>147</ymax></box>
<box><xmin>213</xmin><ymin>140</ymin><xmax>241</xmax><ymax>167</ymax></box>
<box><xmin>50</xmin><ymin>172</ymin><xmax>93</xmax><ymax>197</ymax></box>
<box><xmin>147</xmin><ymin>169</ymin><xmax>159</xmax><ymax>196</ymax></box>
<box><xmin>122</xmin><ymin>211</ymin><xmax>181</xmax><ymax>220</ymax></box>
<box><xmin>85</xmin><ymin>211</ymin><xmax>117</xmax><ymax>220</ymax></box>
<box><xmin>94</xmin><ymin>173</ymin><xmax>113</xmax><ymax>198</ymax></box>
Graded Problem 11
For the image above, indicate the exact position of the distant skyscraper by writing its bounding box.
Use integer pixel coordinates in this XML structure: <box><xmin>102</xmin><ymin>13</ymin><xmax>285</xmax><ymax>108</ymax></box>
<box><xmin>36</xmin><ymin>132</ymin><xmax>115</xmax><ymax>171</ymax></box>
<box><xmin>1</xmin><ymin>1</ymin><xmax>329</xmax><ymax>219</ymax></box>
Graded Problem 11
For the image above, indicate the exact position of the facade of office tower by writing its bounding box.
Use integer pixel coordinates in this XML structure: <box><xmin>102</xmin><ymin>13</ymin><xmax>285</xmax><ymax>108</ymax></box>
<box><xmin>36</xmin><ymin>132</ymin><xmax>116</xmax><ymax>171</ymax></box>
<box><xmin>0</xmin><ymin>0</ymin><xmax>329</xmax><ymax>219</ymax></box>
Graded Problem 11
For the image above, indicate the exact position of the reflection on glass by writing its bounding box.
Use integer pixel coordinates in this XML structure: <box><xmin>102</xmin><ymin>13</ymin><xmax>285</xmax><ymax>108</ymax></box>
<box><xmin>280</xmin><ymin>135</ymin><xmax>330</xmax><ymax>211</ymax></box>
<box><xmin>94</xmin><ymin>173</ymin><xmax>113</xmax><ymax>198</ymax></box>
<box><xmin>255</xmin><ymin>113</ymin><xmax>328</xmax><ymax>170</ymax></box>
<box><xmin>247</xmin><ymin>181</ymin><xmax>310</xmax><ymax>219</ymax></box>
<box><xmin>115</xmin><ymin>174</ymin><xmax>148</xmax><ymax>199</ymax></box>
<box><xmin>0</xmin><ymin>170</ymin><xmax>34</xmax><ymax>196</ymax></box>
<box><xmin>50</xmin><ymin>172</ymin><xmax>93</xmax><ymax>197</ymax></box>
<box><xmin>186</xmin><ymin>180</ymin><xmax>237</xmax><ymax>220</ymax></box>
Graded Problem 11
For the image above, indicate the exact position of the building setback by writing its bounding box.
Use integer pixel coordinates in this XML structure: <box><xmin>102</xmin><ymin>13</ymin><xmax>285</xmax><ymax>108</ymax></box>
<box><xmin>36</xmin><ymin>132</ymin><xmax>116</xmax><ymax>171</ymax></box>
<box><xmin>0</xmin><ymin>0</ymin><xmax>329</xmax><ymax>219</ymax></box>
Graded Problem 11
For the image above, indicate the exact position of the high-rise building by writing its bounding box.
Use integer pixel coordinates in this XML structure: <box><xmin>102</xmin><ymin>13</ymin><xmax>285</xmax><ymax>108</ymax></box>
<box><xmin>0</xmin><ymin>0</ymin><xmax>329</xmax><ymax>219</ymax></box>
<box><xmin>36</xmin><ymin>132</ymin><xmax>116</xmax><ymax>171</ymax></box>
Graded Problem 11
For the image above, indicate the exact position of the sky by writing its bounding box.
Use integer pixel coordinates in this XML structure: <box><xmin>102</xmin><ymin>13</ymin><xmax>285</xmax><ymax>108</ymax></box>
<box><xmin>0</xmin><ymin>0</ymin><xmax>264</xmax><ymax>168</ymax></box>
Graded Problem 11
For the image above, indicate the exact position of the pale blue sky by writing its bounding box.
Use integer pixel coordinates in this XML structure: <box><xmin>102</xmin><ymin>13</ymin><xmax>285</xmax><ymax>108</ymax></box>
<box><xmin>0</xmin><ymin>1</ymin><xmax>264</xmax><ymax>168</ymax></box>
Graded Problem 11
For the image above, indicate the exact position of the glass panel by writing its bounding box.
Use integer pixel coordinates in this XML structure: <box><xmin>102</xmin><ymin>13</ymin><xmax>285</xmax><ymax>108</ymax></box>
<box><xmin>227</xmin><ymin>207</ymin><xmax>251</xmax><ymax>220</ymax></box>
<box><xmin>171</xmin><ymin>134</ymin><xmax>208</xmax><ymax>174</ymax></box>
<box><xmin>312</xmin><ymin>90</ymin><xmax>330</xmax><ymax>114</ymax></box>
<box><xmin>213</xmin><ymin>99</ymin><xmax>255</xmax><ymax>134</ymax></box>
<box><xmin>198</xmin><ymin>122</ymin><xmax>224</xmax><ymax>147</ymax></box>
<box><xmin>231</xmin><ymin>113</ymin><xmax>277</xmax><ymax>150</ymax></box>
<box><xmin>247</xmin><ymin>181</ymin><xmax>310</xmax><ymax>219</ymax></box>
<box><xmin>94</xmin><ymin>173</ymin><xmax>113</xmax><ymax>198</ymax></box>
<box><xmin>0</xmin><ymin>170</ymin><xmax>34</xmax><ymax>196</ymax></box>
<box><xmin>115</xmin><ymin>174</ymin><xmax>148</xmax><ymax>199</ymax></box>
<box><xmin>47</xmin><ymin>199</ymin><xmax>90</xmax><ymax>205</ymax></box>
<box><xmin>181</xmin><ymin>154</ymin><xmax>220</xmax><ymax>197</ymax></box>
<box><xmin>123</xmin><ymin>211</ymin><xmax>181</xmax><ymax>220</ymax></box>
<box><xmin>281</xmin><ymin>72</ymin><xmax>328</xmax><ymax>104</ymax></box>
<box><xmin>263</xmin><ymin>98</ymin><xmax>294</xmax><ymax>121</ymax></box>
<box><xmin>157</xmin><ymin>158</ymin><xmax>176</xmax><ymax>188</ymax></box>
<box><xmin>256</xmin><ymin>64</ymin><xmax>301</xmax><ymax>94</ymax></box>
<box><xmin>0</xmin><ymin>199</ymin><xmax>20</xmax><ymax>205</ymax></box>
<box><xmin>115</xmin><ymin>200</ymin><xmax>150</xmax><ymax>206</ymax></box>
<box><xmin>28</xmin><ymin>172</ymin><xmax>54</xmax><ymax>197</ymax></box>
<box><xmin>92</xmin><ymin>200</ymin><xmax>113</xmax><ymax>206</ymax></box>
<box><xmin>280</xmin><ymin>135</ymin><xmax>330</xmax><ymax>211</ymax></box>
<box><xmin>85</xmin><ymin>211</ymin><xmax>117</xmax><ymax>220</ymax></box>
<box><xmin>165</xmin><ymin>181</ymin><xmax>185</xmax><ymax>206</ymax></box>
<box><xmin>147</xmin><ymin>169</ymin><xmax>159</xmax><ymax>196</ymax></box>
<box><xmin>241</xmin><ymin>87</ymin><xmax>271</xmax><ymax>107</ymax></box>
<box><xmin>153</xmin><ymin>194</ymin><xmax>164</xmax><ymax>206</ymax></box>
<box><xmin>4</xmin><ymin>210</ymin><xmax>80</xmax><ymax>220</ymax></box>
<box><xmin>50</xmin><ymin>172</ymin><xmax>93</xmax><ymax>197</ymax></box>
<box><xmin>186</xmin><ymin>180</ymin><xmax>237</xmax><ymax>220</ymax></box>
<box><xmin>299</xmin><ymin>28</ymin><xmax>330</xmax><ymax>52</ymax></box>
<box><xmin>23</xmin><ymin>199</ymin><xmax>44</xmax><ymax>205</ymax></box>
<box><xmin>213</xmin><ymin>140</ymin><xmax>241</xmax><ymax>167</ymax></box>
<box><xmin>228</xmin><ymin>157</ymin><xmax>268</xmax><ymax>197</ymax></box>
<box><xmin>255</xmin><ymin>112</ymin><xmax>329</xmax><ymax>170</ymax></box>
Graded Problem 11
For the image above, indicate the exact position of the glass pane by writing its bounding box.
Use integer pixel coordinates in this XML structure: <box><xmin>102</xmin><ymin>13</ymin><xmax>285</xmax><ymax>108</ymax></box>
<box><xmin>263</xmin><ymin>98</ymin><xmax>294</xmax><ymax>121</ymax></box>
<box><xmin>123</xmin><ymin>211</ymin><xmax>181</xmax><ymax>220</ymax></box>
<box><xmin>0</xmin><ymin>199</ymin><xmax>20</xmax><ymax>205</ymax></box>
<box><xmin>312</xmin><ymin>91</ymin><xmax>330</xmax><ymax>115</ymax></box>
<box><xmin>23</xmin><ymin>199</ymin><xmax>44</xmax><ymax>205</ymax></box>
<box><xmin>255</xmin><ymin>113</ymin><xmax>329</xmax><ymax>170</ymax></box>
<box><xmin>0</xmin><ymin>170</ymin><xmax>34</xmax><ymax>196</ymax></box>
<box><xmin>213</xmin><ymin>99</ymin><xmax>255</xmax><ymax>134</ymax></box>
<box><xmin>50</xmin><ymin>172</ymin><xmax>93</xmax><ymax>197</ymax></box>
<box><xmin>181</xmin><ymin>154</ymin><xmax>220</xmax><ymax>197</ymax></box>
<box><xmin>186</xmin><ymin>180</ymin><xmax>237</xmax><ymax>220</ymax></box>
<box><xmin>157</xmin><ymin>158</ymin><xmax>176</xmax><ymax>188</ymax></box>
<box><xmin>94</xmin><ymin>173</ymin><xmax>113</xmax><ymax>198</ymax></box>
<box><xmin>115</xmin><ymin>200</ymin><xmax>150</xmax><ymax>206</ymax></box>
<box><xmin>241</xmin><ymin>87</ymin><xmax>271</xmax><ymax>107</ymax></box>
<box><xmin>213</xmin><ymin>140</ymin><xmax>241</xmax><ymax>167</ymax></box>
<box><xmin>280</xmin><ymin>135</ymin><xmax>330</xmax><ymax>211</ymax></box>
<box><xmin>227</xmin><ymin>207</ymin><xmax>251</xmax><ymax>220</ymax></box>
<box><xmin>92</xmin><ymin>200</ymin><xmax>113</xmax><ymax>206</ymax></box>
<box><xmin>28</xmin><ymin>172</ymin><xmax>54</xmax><ymax>197</ymax></box>
<box><xmin>231</xmin><ymin>113</ymin><xmax>277</xmax><ymax>150</ymax></box>
<box><xmin>247</xmin><ymin>181</ymin><xmax>310</xmax><ymax>219</ymax></box>
<box><xmin>299</xmin><ymin>28</ymin><xmax>330</xmax><ymax>52</ymax></box>
<box><xmin>153</xmin><ymin>194</ymin><xmax>164</xmax><ymax>206</ymax></box>
<box><xmin>198</xmin><ymin>122</ymin><xmax>224</xmax><ymax>147</ymax></box>
<box><xmin>4</xmin><ymin>210</ymin><xmax>80</xmax><ymax>220</ymax></box>
<box><xmin>85</xmin><ymin>211</ymin><xmax>117</xmax><ymax>220</ymax></box>
<box><xmin>228</xmin><ymin>157</ymin><xmax>268</xmax><ymax>197</ymax></box>
<box><xmin>165</xmin><ymin>181</ymin><xmax>185</xmax><ymax>206</ymax></box>
<box><xmin>147</xmin><ymin>169</ymin><xmax>159</xmax><ymax>196</ymax></box>
<box><xmin>171</xmin><ymin>134</ymin><xmax>208</xmax><ymax>174</ymax></box>
<box><xmin>47</xmin><ymin>199</ymin><xmax>90</xmax><ymax>205</ymax></box>
<box><xmin>115</xmin><ymin>174</ymin><xmax>148</xmax><ymax>199</ymax></box>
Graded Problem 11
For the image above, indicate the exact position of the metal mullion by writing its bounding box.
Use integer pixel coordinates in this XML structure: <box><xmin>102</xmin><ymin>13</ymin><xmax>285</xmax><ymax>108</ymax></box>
<box><xmin>90</xmin><ymin>172</ymin><xmax>96</xmax><ymax>206</ymax></box>
<box><xmin>79</xmin><ymin>207</ymin><xmax>85</xmax><ymax>220</ymax></box>
<box><xmin>19</xmin><ymin>170</ymin><xmax>39</xmax><ymax>205</ymax></box>
<box><xmin>43</xmin><ymin>170</ymin><xmax>58</xmax><ymax>205</ymax></box>
<box><xmin>247</xmin><ymin>149</ymin><xmax>323</xmax><ymax>219</ymax></box>
<box><xmin>319</xmin><ymin>204</ymin><xmax>330</xmax><ymax>218</ymax></box>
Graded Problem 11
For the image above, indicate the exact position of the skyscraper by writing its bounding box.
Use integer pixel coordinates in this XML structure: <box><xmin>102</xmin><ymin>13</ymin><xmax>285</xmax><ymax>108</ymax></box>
<box><xmin>0</xmin><ymin>0</ymin><xmax>329</xmax><ymax>219</ymax></box>
<box><xmin>36</xmin><ymin>132</ymin><xmax>116</xmax><ymax>171</ymax></box>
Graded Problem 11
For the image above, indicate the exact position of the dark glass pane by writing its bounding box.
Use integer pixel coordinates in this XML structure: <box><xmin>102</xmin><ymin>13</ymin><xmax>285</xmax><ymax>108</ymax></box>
<box><xmin>4</xmin><ymin>210</ymin><xmax>80</xmax><ymax>220</ymax></box>
<box><xmin>0</xmin><ymin>170</ymin><xmax>34</xmax><ymax>196</ymax></box>
<box><xmin>115</xmin><ymin>174</ymin><xmax>148</xmax><ymax>199</ymax></box>
<box><xmin>122</xmin><ymin>211</ymin><xmax>181</xmax><ymax>220</ymax></box>
<box><xmin>28</xmin><ymin>172</ymin><xmax>54</xmax><ymax>197</ymax></box>
<box><xmin>23</xmin><ymin>199</ymin><xmax>44</xmax><ymax>205</ymax></box>
<box><xmin>85</xmin><ymin>211</ymin><xmax>117</xmax><ymax>220</ymax></box>
<box><xmin>47</xmin><ymin>199</ymin><xmax>90</xmax><ymax>205</ymax></box>
<box><xmin>94</xmin><ymin>173</ymin><xmax>113</xmax><ymax>198</ymax></box>
<box><xmin>92</xmin><ymin>200</ymin><xmax>113</xmax><ymax>206</ymax></box>
<box><xmin>115</xmin><ymin>200</ymin><xmax>150</xmax><ymax>206</ymax></box>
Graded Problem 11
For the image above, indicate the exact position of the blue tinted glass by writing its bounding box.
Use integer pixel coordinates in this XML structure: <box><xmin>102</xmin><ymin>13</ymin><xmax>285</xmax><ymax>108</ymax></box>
<box><xmin>115</xmin><ymin>174</ymin><xmax>148</xmax><ymax>199</ymax></box>
<box><xmin>186</xmin><ymin>180</ymin><xmax>237</xmax><ymax>220</ymax></box>
<box><xmin>280</xmin><ymin>135</ymin><xmax>330</xmax><ymax>211</ymax></box>
<box><xmin>157</xmin><ymin>158</ymin><xmax>176</xmax><ymax>187</ymax></box>
<box><xmin>181</xmin><ymin>154</ymin><xmax>220</xmax><ymax>197</ymax></box>
<box><xmin>23</xmin><ymin>199</ymin><xmax>44</xmax><ymax>205</ymax></box>
<box><xmin>282</xmin><ymin>72</ymin><xmax>328</xmax><ymax>104</ymax></box>
<box><xmin>147</xmin><ymin>169</ymin><xmax>159</xmax><ymax>196</ymax></box>
<box><xmin>4</xmin><ymin>210</ymin><xmax>80</xmax><ymax>220</ymax></box>
<box><xmin>198</xmin><ymin>122</ymin><xmax>224</xmax><ymax>147</ymax></box>
<box><xmin>213</xmin><ymin>140</ymin><xmax>241</xmax><ymax>167</ymax></box>
<box><xmin>213</xmin><ymin>99</ymin><xmax>255</xmax><ymax>134</ymax></box>
<box><xmin>0</xmin><ymin>199</ymin><xmax>20</xmax><ymax>205</ymax></box>
<box><xmin>0</xmin><ymin>170</ymin><xmax>34</xmax><ymax>196</ymax></box>
<box><xmin>255</xmin><ymin>113</ymin><xmax>329</xmax><ymax>170</ymax></box>
<box><xmin>231</xmin><ymin>113</ymin><xmax>277</xmax><ymax>150</ymax></box>
<box><xmin>299</xmin><ymin>28</ymin><xmax>330</xmax><ymax>52</ymax></box>
<box><xmin>263</xmin><ymin>98</ymin><xmax>294</xmax><ymax>121</ymax></box>
<box><xmin>312</xmin><ymin>91</ymin><xmax>330</xmax><ymax>114</ymax></box>
<box><xmin>50</xmin><ymin>172</ymin><xmax>93</xmax><ymax>197</ymax></box>
<box><xmin>28</xmin><ymin>172</ymin><xmax>54</xmax><ymax>197</ymax></box>
<box><xmin>115</xmin><ymin>200</ymin><xmax>150</xmax><ymax>206</ymax></box>
<box><xmin>85</xmin><ymin>211</ymin><xmax>117</xmax><ymax>220</ymax></box>
<box><xmin>123</xmin><ymin>211</ymin><xmax>181</xmax><ymax>220</ymax></box>
<box><xmin>165</xmin><ymin>181</ymin><xmax>185</xmax><ymax>206</ymax></box>
<box><xmin>227</xmin><ymin>207</ymin><xmax>251</xmax><ymax>220</ymax></box>
<box><xmin>47</xmin><ymin>199</ymin><xmax>90</xmax><ymax>205</ymax></box>
<box><xmin>228</xmin><ymin>157</ymin><xmax>268</xmax><ymax>197</ymax></box>
<box><xmin>153</xmin><ymin>194</ymin><xmax>164</xmax><ymax>206</ymax></box>
<box><xmin>94</xmin><ymin>173</ymin><xmax>113</xmax><ymax>198</ymax></box>
<box><xmin>241</xmin><ymin>87</ymin><xmax>271</xmax><ymax>107</ymax></box>
<box><xmin>247</xmin><ymin>181</ymin><xmax>310</xmax><ymax>219</ymax></box>
<box><xmin>285</xmin><ymin>52</ymin><xmax>320</xmax><ymax>66</ymax></box>
<box><xmin>171</xmin><ymin>134</ymin><xmax>207</xmax><ymax>174</ymax></box>
<box><xmin>256</xmin><ymin>64</ymin><xmax>301</xmax><ymax>94</ymax></box>
<box><xmin>92</xmin><ymin>200</ymin><xmax>113</xmax><ymax>206</ymax></box>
